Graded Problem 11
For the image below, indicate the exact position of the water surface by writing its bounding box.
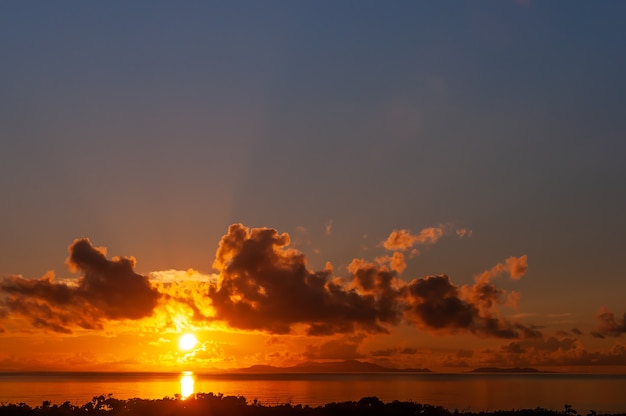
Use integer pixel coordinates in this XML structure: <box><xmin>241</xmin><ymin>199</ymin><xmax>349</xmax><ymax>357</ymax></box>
<box><xmin>1</xmin><ymin>372</ymin><xmax>625</xmax><ymax>413</ymax></box>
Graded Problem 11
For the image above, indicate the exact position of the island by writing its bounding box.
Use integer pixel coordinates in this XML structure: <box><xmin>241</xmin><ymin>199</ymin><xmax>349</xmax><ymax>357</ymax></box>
<box><xmin>232</xmin><ymin>359</ymin><xmax>431</xmax><ymax>374</ymax></box>
<box><xmin>470</xmin><ymin>367</ymin><xmax>554</xmax><ymax>373</ymax></box>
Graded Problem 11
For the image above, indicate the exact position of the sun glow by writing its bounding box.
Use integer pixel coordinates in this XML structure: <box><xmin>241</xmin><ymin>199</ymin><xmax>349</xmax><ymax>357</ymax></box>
<box><xmin>179</xmin><ymin>333</ymin><xmax>198</xmax><ymax>351</ymax></box>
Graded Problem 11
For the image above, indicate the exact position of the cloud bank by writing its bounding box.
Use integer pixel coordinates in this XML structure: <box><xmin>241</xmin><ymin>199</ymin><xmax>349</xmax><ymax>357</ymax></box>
<box><xmin>1</xmin><ymin>224</ymin><xmax>532</xmax><ymax>339</ymax></box>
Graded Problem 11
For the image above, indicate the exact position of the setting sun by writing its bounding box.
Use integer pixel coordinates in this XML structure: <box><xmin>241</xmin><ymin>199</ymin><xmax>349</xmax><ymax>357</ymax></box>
<box><xmin>178</xmin><ymin>333</ymin><xmax>198</xmax><ymax>351</ymax></box>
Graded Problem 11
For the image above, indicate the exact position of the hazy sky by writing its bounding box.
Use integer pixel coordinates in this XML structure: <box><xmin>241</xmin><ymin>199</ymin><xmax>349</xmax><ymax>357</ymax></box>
<box><xmin>1</xmin><ymin>1</ymin><xmax>625</xmax><ymax>372</ymax></box>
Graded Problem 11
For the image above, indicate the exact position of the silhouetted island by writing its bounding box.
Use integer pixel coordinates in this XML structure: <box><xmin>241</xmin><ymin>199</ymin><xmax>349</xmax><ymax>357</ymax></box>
<box><xmin>1</xmin><ymin>393</ymin><xmax>623</xmax><ymax>416</ymax></box>
<box><xmin>470</xmin><ymin>367</ymin><xmax>553</xmax><ymax>374</ymax></box>
<box><xmin>233</xmin><ymin>359</ymin><xmax>431</xmax><ymax>374</ymax></box>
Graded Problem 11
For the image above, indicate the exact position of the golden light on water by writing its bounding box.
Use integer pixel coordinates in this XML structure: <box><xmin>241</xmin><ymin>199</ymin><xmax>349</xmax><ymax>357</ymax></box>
<box><xmin>180</xmin><ymin>371</ymin><xmax>195</xmax><ymax>399</ymax></box>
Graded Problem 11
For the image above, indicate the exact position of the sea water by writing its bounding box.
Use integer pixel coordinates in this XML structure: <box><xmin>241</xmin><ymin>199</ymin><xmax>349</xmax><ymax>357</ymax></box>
<box><xmin>1</xmin><ymin>372</ymin><xmax>625</xmax><ymax>413</ymax></box>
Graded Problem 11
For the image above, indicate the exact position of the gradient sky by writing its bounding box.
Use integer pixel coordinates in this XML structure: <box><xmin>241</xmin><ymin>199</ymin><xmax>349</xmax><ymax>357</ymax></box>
<box><xmin>1</xmin><ymin>1</ymin><xmax>625</xmax><ymax>373</ymax></box>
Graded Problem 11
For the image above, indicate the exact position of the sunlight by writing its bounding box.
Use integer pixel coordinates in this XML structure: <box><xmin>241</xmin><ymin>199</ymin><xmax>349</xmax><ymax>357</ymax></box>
<box><xmin>180</xmin><ymin>371</ymin><xmax>195</xmax><ymax>400</ymax></box>
<box><xmin>179</xmin><ymin>333</ymin><xmax>198</xmax><ymax>351</ymax></box>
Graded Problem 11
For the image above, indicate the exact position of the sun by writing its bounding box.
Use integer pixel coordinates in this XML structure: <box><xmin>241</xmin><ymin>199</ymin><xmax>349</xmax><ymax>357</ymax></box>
<box><xmin>178</xmin><ymin>333</ymin><xmax>198</xmax><ymax>351</ymax></box>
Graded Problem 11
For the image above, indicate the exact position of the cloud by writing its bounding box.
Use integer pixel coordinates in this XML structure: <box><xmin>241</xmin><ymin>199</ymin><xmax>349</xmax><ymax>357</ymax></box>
<box><xmin>439</xmin><ymin>348</ymin><xmax>475</xmax><ymax>368</ymax></box>
<box><xmin>178</xmin><ymin>340</ymin><xmax>227</xmax><ymax>364</ymax></box>
<box><xmin>593</xmin><ymin>307</ymin><xmax>626</xmax><ymax>337</ymax></box>
<box><xmin>405</xmin><ymin>275</ymin><xmax>475</xmax><ymax>331</ymax></box>
<box><xmin>0</xmin><ymin>239</ymin><xmax>160</xmax><ymax>333</ymax></box>
<box><xmin>325</xmin><ymin>220</ymin><xmax>333</xmax><ymax>235</ymax></box>
<box><xmin>370</xmin><ymin>346</ymin><xmax>418</xmax><ymax>357</ymax></box>
<box><xmin>382</xmin><ymin>227</ymin><xmax>443</xmax><ymax>251</ymax></box>
<box><xmin>0</xmin><ymin>225</ymin><xmax>537</xmax><ymax>343</ymax></box>
<box><xmin>207</xmin><ymin>224</ymin><xmax>403</xmax><ymax>336</ymax></box>
<box><xmin>303</xmin><ymin>334</ymin><xmax>366</xmax><ymax>360</ymax></box>
<box><xmin>266</xmin><ymin>336</ymin><xmax>284</xmax><ymax>345</ymax></box>
<box><xmin>505</xmin><ymin>255</ymin><xmax>528</xmax><ymax>280</ymax></box>
<box><xmin>403</xmin><ymin>255</ymin><xmax>537</xmax><ymax>338</ymax></box>
<box><xmin>457</xmin><ymin>349</ymin><xmax>474</xmax><ymax>358</ymax></box>
<box><xmin>486</xmin><ymin>336</ymin><xmax>626</xmax><ymax>368</ymax></box>
<box><xmin>148</xmin><ymin>269</ymin><xmax>217</xmax><ymax>284</ymax></box>
<box><xmin>374</xmin><ymin>252</ymin><xmax>406</xmax><ymax>274</ymax></box>
<box><xmin>455</xmin><ymin>228</ymin><xmax>473</xmax><ymax>238</ymax></box>
<box><xmin>473</xmin><ymin>255</ymin><xmax>529</xmax><ymax>282</ymax></box>
<box><xmin>66</xmin><ymin>238</ymin><xmax>160</xmax><ymax>320</ymax></box>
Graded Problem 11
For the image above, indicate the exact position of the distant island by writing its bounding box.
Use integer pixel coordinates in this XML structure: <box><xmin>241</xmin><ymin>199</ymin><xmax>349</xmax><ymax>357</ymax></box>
<box><xmin>230</xmin><ymin>359</ymin><xmax>431</xmax><ymax>374</ymax></box>
<box><xmin>470</xmin><ymin>367</ymin><xmax>553</xmax><ymax>373</ymax></box>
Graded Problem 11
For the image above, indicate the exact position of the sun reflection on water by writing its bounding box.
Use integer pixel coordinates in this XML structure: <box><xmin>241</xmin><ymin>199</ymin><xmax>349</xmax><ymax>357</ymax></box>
<box><xmin>180</xmin><ymin>371</ymin><xmax>195</xmax><ymax>399</ymax></box>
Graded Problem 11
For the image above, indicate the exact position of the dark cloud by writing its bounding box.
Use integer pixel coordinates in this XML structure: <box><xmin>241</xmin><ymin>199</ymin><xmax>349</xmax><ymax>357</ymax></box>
<box><xmin>0</xmin><ymin>225</ymin><xmax>536</xmax><ymax>342</ymax></box>
<box><xmin>0</xmin><ymin>239</ymin><xmax>160</xmax><ymax>333</ymax></box>
<box><xmin>172</xmin><ymin>237</ymin><xmax>533</xmax><ymax>340</ymax></box>
<box><xmin>501</xmin><ymin>341</ymin><xmax>524</xmax><ymax>354</ymax></box>
<box><xmin>370</xmin><ymin>346</ymin><xmax>418</xmax><ymax>357</ymax></box>
<box><xmin>303</xmin><ymin>334</ymin><xmax>366</xmax><ymax>360</ymax></box>
<box><xmin>555</xmin><ymin>328</ymin><xmax>583</xmax><ymax>337</ymax></box>
<box><xmin>404</xmin><ymin>274</ymin><xmax>525</xmax><ymax>338</ymax></box>
<box><xmin>405</xmin><ymin>275</ymin><xmax>475</xmax><ymax>330</ymax></box>
<box><xmin>266</xmin><ymin>336</ymin><xmax>284</xmax><ymax>345</ymax></box>
<box><xmin>593</xmin><ymin>307</ymin><xmax>626</xmax><ymax>337</ymax></box>
<box><xmin>207</xmin><ymin>224</ymin><xmax>403</xmax><ymax>335</ymax></box>
<box><xmin>457</xmin><ymin>349</ymin><xmax>474</xmax><ymax>358</ymax></box>
<box><xmin>492</xmin><ymin>337</ymin><xmax>626</xmax><ymax>368</ymax></box>
<box><xmin>404</xmin><ymin>270</ymin><xmax>538</xmax><ymax>339</ymax></box>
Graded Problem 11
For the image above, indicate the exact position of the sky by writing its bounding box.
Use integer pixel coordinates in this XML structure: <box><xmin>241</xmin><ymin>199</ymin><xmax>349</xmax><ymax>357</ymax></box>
<box><xmin>1</xmin><ymin>1</ymin><xmax>625</xmax><ymax>373</ymax></box>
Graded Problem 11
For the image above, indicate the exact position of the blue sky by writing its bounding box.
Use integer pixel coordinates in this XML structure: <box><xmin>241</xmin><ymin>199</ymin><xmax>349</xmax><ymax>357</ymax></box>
<box><xmin>1</xmin><ymin>1</ymin><xmax>625</xmax><ymax>371</ymax></box>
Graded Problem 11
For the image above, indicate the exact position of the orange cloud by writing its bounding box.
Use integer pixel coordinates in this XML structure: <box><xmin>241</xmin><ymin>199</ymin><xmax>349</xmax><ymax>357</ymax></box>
<box><xmin>382</xmin><ymin>227</ymin><xmax>443</xmax><ymax>251</ymax></box>
<box><xmin>474</xmin><ymin>255</ymin><xmax>529</xmax><ymax>283</ymax></box>
<box><xmin>505</xmin><ymin>255</ymin><xmax>528</xmax><ymax>280</ymax></box>
<box><xmin>374</xmin><ymin>252</ymin><xmax>407</xmax><ymax>274</ymax></box>
<box><xmin>456</xmin><ymin>228</ymin><xmax>473</xmax><ymax>238</ymax></box>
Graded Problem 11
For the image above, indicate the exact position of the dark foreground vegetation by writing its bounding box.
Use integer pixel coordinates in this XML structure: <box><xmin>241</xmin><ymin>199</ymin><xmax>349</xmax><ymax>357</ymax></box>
<box><xmin>1</xmin><ymin>393</ymin><xmax>623</xmax><ymax>416</ymax></box>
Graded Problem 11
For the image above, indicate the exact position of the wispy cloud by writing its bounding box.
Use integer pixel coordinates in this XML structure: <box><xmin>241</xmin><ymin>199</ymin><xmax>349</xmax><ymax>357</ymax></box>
<box><xmin>592</xmin><ymin>307</ymin><xmax>626</xmax><ymax>338</ymax></box>
<box><xmin>382</xmin><ymin>227</ymin><xmax>443</xmax><ymax>251</ymax></box>
<box><xmin>455</xmin><ymin>228</ymin><xmax>473</xmax><ymax>238</ymax></box>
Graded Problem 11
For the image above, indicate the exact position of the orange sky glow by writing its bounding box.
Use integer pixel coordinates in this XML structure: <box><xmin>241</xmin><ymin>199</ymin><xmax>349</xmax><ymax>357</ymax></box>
<box><xmin>1</xmin><ymin>223</ymin><xmax>624</xmax><ymax>373</ymax></box>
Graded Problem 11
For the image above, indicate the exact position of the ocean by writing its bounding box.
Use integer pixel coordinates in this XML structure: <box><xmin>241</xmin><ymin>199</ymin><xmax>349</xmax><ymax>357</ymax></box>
<box><xmin>1</xmin><ymin>372</ymin><xmax>625</xmax><ymax>413</ymax></box>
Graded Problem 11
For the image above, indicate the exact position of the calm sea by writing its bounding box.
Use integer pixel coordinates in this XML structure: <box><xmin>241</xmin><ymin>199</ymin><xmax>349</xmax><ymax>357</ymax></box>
<box><xmin>1</xmin><ymin>372</ymin><xmax>626</xmax><ymax>413</ymax></box>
